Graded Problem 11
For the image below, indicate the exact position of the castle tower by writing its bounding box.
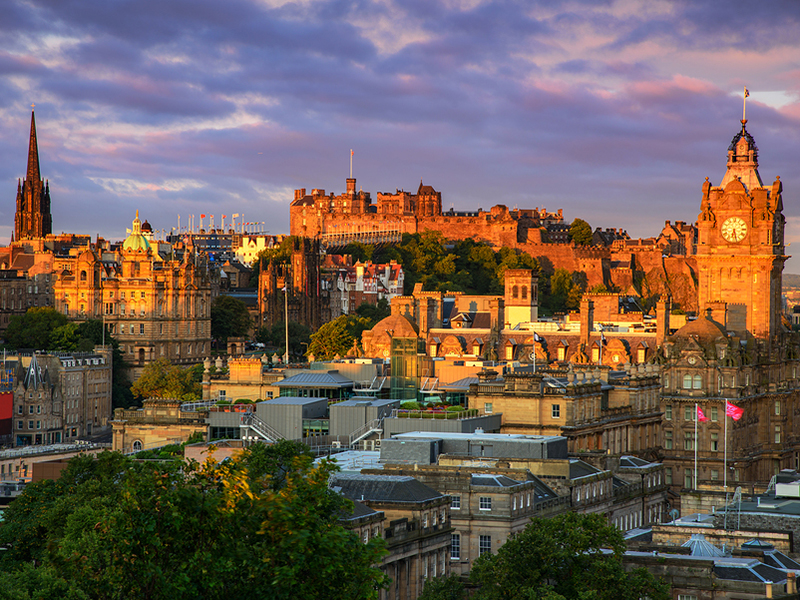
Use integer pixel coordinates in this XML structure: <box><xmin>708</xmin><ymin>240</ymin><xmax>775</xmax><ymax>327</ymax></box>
<box><xmin>504</xmin><ymin>269</ymin><xmax>538</xmax><ymax>327</ymax></box>
<box><xmin>695</xmin><ymin>119</ymin><xmax>786</xmax><ymax>341</ymax></box>
<box><xmin>14</xmin><ymin>110</ymin><xmax>52</xmax><ymax>241</ymax></box>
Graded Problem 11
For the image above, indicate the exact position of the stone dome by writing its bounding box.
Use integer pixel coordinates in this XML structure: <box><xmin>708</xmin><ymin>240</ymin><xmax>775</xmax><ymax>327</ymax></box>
<box><xmin>141</xmin><ymin>219</ymin><xmax>153</xmax><ymax>233</ymax></box>
<box><xmin>671</xmin><ymin>314</ymin><xmax>727</xmax><ymax>345</ymax></box>
<box><xmin>372</xmin><ymin>313</ymin><xmax>419</xmax><ymax>337</ymax></box>
<box><xmin>123</xmin><ymin>210</ymin><xmax>151</xmax><ymax>252</ymax></box>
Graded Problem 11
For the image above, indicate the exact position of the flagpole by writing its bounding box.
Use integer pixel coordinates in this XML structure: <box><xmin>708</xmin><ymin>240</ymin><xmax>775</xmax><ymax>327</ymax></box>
<box><xmin>284</xmin><ymin>287</ymin><xmax>289</xmax><ymax>365</ymax></box>
<box><xmin>743</xmin><ymin>87</ymin><xmax>748</xmax><ymax>121</ymax></box>
<box><xmin>724</xmin><ymin>399</ymin><xmax>728</xmax><ymax>491</ymax></box>
<box><xmin>694</xmin><ymin>403</ymin><xmax>698</xmax><ymax>491</ymax></box>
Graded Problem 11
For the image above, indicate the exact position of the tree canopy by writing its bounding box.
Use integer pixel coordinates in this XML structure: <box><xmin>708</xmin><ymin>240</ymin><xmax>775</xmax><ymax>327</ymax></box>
<box><xmin>569</xmin><ymin>218</ymin><xmax>593</xmax><ymax>245</ymax></box>
<box><xmin>0</xmin><ymin>442</ymin><xmax>387</xmax><ymax>600</ymax></box>
<box><xmin>421</xmin><ymin>513</ymin><xmax>667</xmax><ymax>600</ymax></box>
<box><xmin>4</xmin><ymin>307</ymin><xmax>69</xmax><ymax>350</ymax></box>
<box><xmin>255</xmin><ymin>320</ymin><xmax>312</xmax><ymax>359</ymax></box>
<box><xmin>307</xmin><ymin>314</ymin><xmax>372</xmax><ymax>360</ymax></box>
<box><xmin>130</xmin><ymin>358</ymin><xmax>203</xmax><ymax>402</ymax></box>
<box><xmin>210</xmin><ymin>295</ymin><xmax>252</xmax><ymax>343</ymax></box>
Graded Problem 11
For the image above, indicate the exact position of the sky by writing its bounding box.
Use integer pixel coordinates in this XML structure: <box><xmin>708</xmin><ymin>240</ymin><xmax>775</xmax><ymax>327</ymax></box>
<box><xmin>1</xmin><ymin>0</ymin><xmax>799</xmax><ymax>269</ymax></box>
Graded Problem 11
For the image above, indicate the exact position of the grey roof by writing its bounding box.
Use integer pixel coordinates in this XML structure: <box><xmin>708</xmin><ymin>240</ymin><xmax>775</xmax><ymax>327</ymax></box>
<box><xmin>742</xmin><ymin>539</ymin><xmax>775</xmax><ymax>550</ymax></box>
<box><xmin>569</xmin><ymin>459</ymin><xmax>602</xmax><ymax>479</ymax></box>
<box><xmin>335</xmin><ymin>398</ymin><xmax>397</xmax><ymax>407</ymax></box>
<box><xmin>259</xmin><ymin>396</ymin><xmax>328</xmax><ymax>406</ymax></box>
<box><xmin>764</xmin><ymin>550</ymin><xmax>800</xmax><ymax>570</ymax></box>
<box><xmin>619</xmin><ymin>455</ymin><xmax>655</xmax><ymax>468</ymax></box>
<box><xmin>276</xmin><ymin>370</ymin><xmax>355</xmax><ymax>388</ymax></box>
<box><xmin>681</xmin><ymin>534</ymin><xmax>725</xmax><ymax>557</ymax></box>
<box><xmin>330</xmin><ymin>474</ymin><xmax>445</xmax><ymax>503</ymax></box>
<box><xmin>713</xmin><ymin>562</ymin><xmax>787</xmax><ymax>584</ymax></box>
<box><xmin>340</xmin><ymin>499</ymin><xmax>383</xmax><ymax>522</ymax></box>
<box><xmin>471</xmin><ymin>474</ymin><xmax>522</xmax><ymax>488</ymax></box>
<box><xmin>439</xmin><ymin>376</ymin><xmax>479</xmax><ymax>391</ymax></box>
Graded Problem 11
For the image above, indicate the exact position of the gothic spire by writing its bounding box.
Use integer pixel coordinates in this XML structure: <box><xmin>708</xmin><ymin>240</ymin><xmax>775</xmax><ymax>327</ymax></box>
<box><xmin>27</xmin><ymin>109</ymin><xmax>41</xmax><ymax>184</ymax></box>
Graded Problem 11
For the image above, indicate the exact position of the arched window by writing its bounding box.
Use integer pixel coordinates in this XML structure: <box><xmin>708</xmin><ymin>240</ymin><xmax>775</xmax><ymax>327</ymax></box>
<box><xmin>682</xmin><ymin>374</ymin><xmax>692</xmax><ymax>389</ymax></box>
<box><xmin>693</xmin><ymin>375</ymin><xmax>703</xmax><ymax>389</ymax></box>
<box><xmin>521</xmin><ymin>286</ymin><xmax>527</xmax><ymax>299</ymax></box>
<box><xmin>512</xmin><ymin>285</ymin><xmax>519</xmax><ymax>299</ymax></box>
<box><xmin>132</xmin><ymin>440</ymin><xmax>142</xmax><ymax>452</ymax></box>
<box><xmin>80</xmin><ymin>270</ymin><xmax>87</xmax><ymax>281</ymax></box>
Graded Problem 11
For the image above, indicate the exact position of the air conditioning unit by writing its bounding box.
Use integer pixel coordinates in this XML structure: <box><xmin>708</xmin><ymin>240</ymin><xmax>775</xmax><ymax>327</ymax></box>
<box><xmin>331</xmin><ymin>441</ymin><xmax>342</xmax><ymax>449</ymax></box>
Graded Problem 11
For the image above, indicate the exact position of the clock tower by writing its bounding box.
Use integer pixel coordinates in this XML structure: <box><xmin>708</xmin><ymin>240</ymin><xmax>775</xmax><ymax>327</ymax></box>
<box><xmin>695</xmin><ymin>120</ymin><xmax>786</xmax><ymax>341</ymax></box>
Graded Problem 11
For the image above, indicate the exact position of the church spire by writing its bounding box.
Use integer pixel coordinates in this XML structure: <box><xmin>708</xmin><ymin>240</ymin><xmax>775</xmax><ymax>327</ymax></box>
<box><xmin>27</xmin><ymin>109</ymin><xmax>41</xmax><ymax>184</ymax></box>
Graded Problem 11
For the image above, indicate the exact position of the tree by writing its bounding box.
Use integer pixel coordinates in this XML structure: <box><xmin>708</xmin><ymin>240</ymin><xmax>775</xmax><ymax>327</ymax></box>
<box><xmin>468</xmin><ymin>513</ymin><xmax>668</xmax><ymax>600</ymax></box>
<box><xmin>569</xmin><ymin>218</ymin><xmax>593</xmax><ymax>245</ymax></box>
<box><xmin>0</xmin><ymin>446</ymin><xmax>388</xmax><ymax>600</ymax></box>
<box><xmin>355</xmin><ymin>299</ymin><xmax>390</xmax><ymax>325</ymax></box>
<box><xmin>211</xmin><ymin>295</ymin><xmax>252</xmax><ymax>343</ymax></box>
<box><xmin>130</xmin><ymin>358</ymin><xmax>202</xmax><ymax>402</ymax></box>
<box><xmin>307</xmin><ymin>316</ymin><xmax>357</xmax><ymax>360</ymax></box>
<box><xmin>4</xmin><ymin>307</ymin><xmax>69</xmax><ymax>350</ymax></box>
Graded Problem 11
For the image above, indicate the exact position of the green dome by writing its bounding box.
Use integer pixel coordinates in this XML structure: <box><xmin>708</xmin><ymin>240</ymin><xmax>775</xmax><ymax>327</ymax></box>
<box><xmin>123</xmin><ymin>210</ymin><xmax>151</xmax><ymax>252</ymax></box>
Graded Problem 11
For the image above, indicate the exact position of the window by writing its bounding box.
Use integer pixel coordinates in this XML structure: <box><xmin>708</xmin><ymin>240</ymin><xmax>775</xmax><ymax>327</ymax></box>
<box><xmin>685</xmin><ymin>471</ymin><xmax>693</xmax><ymax>489</ymax></box>
<box><xmin>479</xmin><ymin>497</ymin><xmax>492</xmax><ymax>511</ymax></box>
<box><xmin>513</xmin><ymin>496</ymin><xmax>517</xmax><ymax>510</ymax></box>
<box><xmin>678</xmin><ymin>595</ymin><xmax>698</xmax><ymax>600</ymax></box>
<box><xmin>710</xmin><ymin>406</ymin><xmax>718</xmax><ymax>422</ymax></box>
<box><xmin>140</xmin><ymin>324</ymin><xmax>144</xmax><ymax>334</ymax></box>
<box><xmin>422</xmin><ymin>514</ymin><xmax>428</xmax><ymax>528</ymax></box>
<box><xmin>684</xmin><ymin>431</ymin><xmax>694</xmax><ymax>451</ymax></box>
<box><xmin>132</xmin><ymin>440</ymin><xmax>143</xmax><ymax>452</ymax></box>
<box><xmin>484</xmin><ymin>403</ymin><xmax>493</xmax><ymax>414</ymax></box>
<box><xmin>17</xmin><ymin>405</ymin><xmax>21</xmax><ymax>415</ymax></box>
<box><xmin>776</xmin><ymin>401</ymin><xmax>781</xmax><ymax>416</ymax></box>
<box><xmin>29</xmin><ymin>406</ymin><xmax>33</xmax><ymax>414</ymax></box>
<box><xmin>551</xmin><ymin>404</ymin><xmax>561</xmax><ymax>418</ymax></box>
<box><xmin>775</xmin><ymin>426</ymin><xmax>781</xmax><ymax>444</ymax></box>
<box><xmin>451</xmin><ymin>534</ymin><xmax>461</xmax><ymax>559</ymax></box>
<box><xmin>362</xmin><ymin>530</ymin><xmax>369</xmax><ymax>543</ymax></box>
<box><xmin>664</xmin><ymin>431</ymin><xmax>673</xmax><ymax>450</ymax></box>
<box><xmin>451</xmin><ymin>495</ymin><xmax>461</xmax><ymax>510</ymax></box>
<box><xmin>711</xmin><ymin>432</ymin><xmax>719</xmax><ymax>452</ymax></box>
<box><xmin>665</xmin><ymin>405</ymin><xmax>672</xmax><ymax>420</ymax></box>
<box><xmin>711</xmin><ymin>469</ymin><xmax>719</xmax><ymax>481</ymax></box>
<box><xmin>17</xmin><ymin>421</ymin><xmax>23</xmax><ymax>430</ymax></box>
<box><xmin>683</xmin><ymin>374</ymin><xmax>692</xmax><ymax>389</ymax></box>
<box><xmin>693</xmin><ymin>375</ymin><xmax>702</xmax><ymax>390</ymax></box>
<box><xmin>665</xmin><ymin>467</ymin><xmax>673</xmax><ymax>485</ymax></box>
<box><xmin>479</xmin><ymin>535</ymin><xmax>492</xmax><ymax>556</ymax></box>
<box><xmin>684</xmin><ymin>405</ymin><xmax>693</xmax><ymax>421</ymax></box>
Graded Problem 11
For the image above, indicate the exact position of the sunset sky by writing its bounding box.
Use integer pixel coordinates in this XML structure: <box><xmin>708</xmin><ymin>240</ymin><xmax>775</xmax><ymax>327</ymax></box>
<box><xmin>1</xmin><ymin>1</ymin><xmax>799</xmax><ymax>268</ymax></box>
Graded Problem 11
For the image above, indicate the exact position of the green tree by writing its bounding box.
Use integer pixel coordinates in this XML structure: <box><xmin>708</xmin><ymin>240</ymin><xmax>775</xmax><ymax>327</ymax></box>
<box><xmin>307</xmin><ymin>314</ymin><xmax>371</xmax><ymax>359</ymax></box>
<box><xmin>419</xmin><ymin>574</ymin><xmax>466</xmax><ymax>600</ymax></box>
<box><xmin>130</xmin><ymin>358</ymin><xmax>202</xmax><ymax>402</ymax></box>
<box><xmin>355</xmin><ymin>299</ymin><xmax>390</xmax><ymax>325</ymax></box>
<box><xmin>469</xmin><ymin>513</ymin><xmax>668</xmax><ymax>600</ymax></box>
<box><xmin>569</xmin><ymin>218</ymin><xmax>593</xmax><ymax>245</ymax></box>
<box><xmin>4</xmin><ymin>307</ymin><xmax>69</xmax><ymax>350</ymax></box>
<box><xmin>211</xmin><ymin>295</ymin><xmax>252</xmax><ymax>343</ymax></box>
<box><xmin>0</xmin><ymin>446</ymin><xmax>388</xmax><ymax>600</ymax></box>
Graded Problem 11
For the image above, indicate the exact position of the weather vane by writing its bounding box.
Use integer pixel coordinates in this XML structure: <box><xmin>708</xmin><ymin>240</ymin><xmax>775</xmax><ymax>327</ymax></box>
<box><xmin>31</xmin><ymin>103</ymin><xmax>35</xmax><ymax>110</ymax></box>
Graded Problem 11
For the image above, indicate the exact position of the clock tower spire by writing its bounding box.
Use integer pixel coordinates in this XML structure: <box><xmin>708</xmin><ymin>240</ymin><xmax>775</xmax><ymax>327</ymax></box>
<box><xmin>695</xmin><ymin>119</ymin><xmax>786</xmax><ymax>341</ymax></box>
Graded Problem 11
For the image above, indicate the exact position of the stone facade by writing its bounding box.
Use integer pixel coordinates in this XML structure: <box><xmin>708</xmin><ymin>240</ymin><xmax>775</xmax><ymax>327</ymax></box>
<box><xmin>12</xmin><ymin>350</ymin><xmax>112</xmax><ymax>446</ymax></box>
<box><xmin>14</xmin><ymin>111</ymin><xmax>52</xmax><ymax>241</ymax></box>
<box><xmin>53</xmin><ymin>214</ymin><xmax>216</xmax><ymax>379</ymax></box>
<box><xmin>111</xmin><ymin>398</ymin><xmax>207</xmax><ymax>453</ymax></box>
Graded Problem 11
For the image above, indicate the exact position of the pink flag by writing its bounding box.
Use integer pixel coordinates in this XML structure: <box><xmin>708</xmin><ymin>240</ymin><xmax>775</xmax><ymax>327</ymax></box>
<box><xmin>697</xmin><ymin>406</ymin><xmax>709</xmax><ymax>422</ymax></box>
<box><xmin>726</xmin><ymin>402</ymin><xmax>744</xmax><ymax>421</ymax></box>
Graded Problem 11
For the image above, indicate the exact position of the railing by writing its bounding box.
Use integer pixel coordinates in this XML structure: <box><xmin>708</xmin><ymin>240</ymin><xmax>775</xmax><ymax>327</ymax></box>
<box><xmin>353</xmin><ymin>376</ymin><xmax>388</xmax><ymax>393</ymax></box>
<box><xmin>0</xmin><ymin>441</ymin><xmax>109</xmax><ymax>461</ymax></box>
<box><xmin>389</xmin><ymin>408</ymin><xmax>480</xmax><ymax>420</ymax></box>
<box><xmin>349</xmin><ymin>418</ymin><xmax>383</xmax><ymax>447</ymax></box>
<box><xmin>240</xmin><ymin>413</ymin><xmax>284</xmax><ymax>443</ymax></box>
<box><xmin>181</xmin><ymin>400</ymin><xmax>219</xmax><ymax>412</ymax></box>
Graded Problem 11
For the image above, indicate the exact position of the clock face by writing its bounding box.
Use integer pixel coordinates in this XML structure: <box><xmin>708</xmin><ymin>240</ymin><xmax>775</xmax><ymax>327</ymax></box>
<box><xmin>721</xmin><ymin>217</ymin><xmax>748</xmax><ymax>242</ymax></box>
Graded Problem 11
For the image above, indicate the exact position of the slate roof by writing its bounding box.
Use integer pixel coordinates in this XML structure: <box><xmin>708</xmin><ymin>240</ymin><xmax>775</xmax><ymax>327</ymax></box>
<box><xmin>330</xmin><ymin>474</ymin><xmax>445</xmax><ymax>503</ymax></box>
<box><xmin>569</xmin><ymin>459</ymin><xmax>601</xmax><ymax>479</ymax></box>
<box><xmin>439</xmin><ymin>376</ymin><xmax>479</xmax><ymax>391</ymax></box>
<box><xmin>713</xmin><ymin>561</ymin><xmax>787</xmax><ymax>583</ymax></box>
<box><xmin>276</xmin><ymin>370</ymin><xmax>355</xmax><ymax>388</ymax></box>
<box><xmin>471</xmin><ymin>474</ymin><xmax>522</xmax><ymax>487</ymax></box>
<box><xmin>619</xmin><ymin>455</ymin><xmax>654</xmax><ymax>468</ymax></box>
<box><xmin>763</xmin><ymin>550</ymin><xmax>800</xmax><ymax>570</ymax></box>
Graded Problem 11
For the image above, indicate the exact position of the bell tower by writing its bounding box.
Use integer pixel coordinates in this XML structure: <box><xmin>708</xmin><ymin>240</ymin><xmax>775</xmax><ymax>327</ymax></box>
<box><xmin>14</xmin><ymin>109</ymin><xmax>52</xmax><ymax>241</ymax></box>
<box><xmin>695</xmin><ymin>119</ymin><xmax>786</xmax><ymax>341</ymax></box>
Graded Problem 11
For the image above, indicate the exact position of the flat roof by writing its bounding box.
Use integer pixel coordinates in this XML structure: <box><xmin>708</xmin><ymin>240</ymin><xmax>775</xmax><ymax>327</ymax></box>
<box><xmin>259</xmin><ymin>396</ymin><xmax>329</xmax><ymax>406</ymax></box>
<box><xmin>276</xmin><ymin>370</ymin><xmax>355</xmax><ymax>388</ymax></box>
<box><xmin>391</xmin><ymin>431</ymin><xmax>566</xmax><ymax>443</ymax></box>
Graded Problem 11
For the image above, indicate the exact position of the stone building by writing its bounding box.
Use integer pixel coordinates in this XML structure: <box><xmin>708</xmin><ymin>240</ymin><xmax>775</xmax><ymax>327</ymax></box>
<box><xmin>111</xmin><ymin>398</ymin><xmax>207</xmax><ymax>453</ymax></box>
<box><xmin>330</xmin><ymin>473</ymin><xmax>452</xmax><ymax>600</ymax></box>
<box><xmin>53</xmin><ymin>213</ymin><xmax>216</xmax><ymax>378</ymax></box>
<box><xmin>14</xmin><ymin>110</ymin><xmax>52</xmax><ymax>242</ymax></box>
<box><xmin>12</xmin><ymin>349</ymin><xmax>112</xmax><ymax>446</ymax></box>
<box><xmin>258</xmin><ymin>236</ymin><xmax>330</xmax><ymax>330</ymax></box>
